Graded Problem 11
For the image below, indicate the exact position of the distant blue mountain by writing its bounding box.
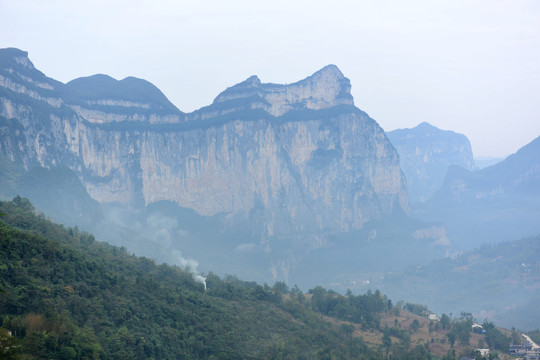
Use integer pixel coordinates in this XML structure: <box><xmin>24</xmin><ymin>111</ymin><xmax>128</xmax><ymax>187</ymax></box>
<box><xmin>416</xmin><ymin>135</ymin><xmax>540</xmax><ymax>249</ymax></box>
<box><xmin>387</xmin><ymin>122</ymin><xmax>475</xmax><ymax>203</ymax></box>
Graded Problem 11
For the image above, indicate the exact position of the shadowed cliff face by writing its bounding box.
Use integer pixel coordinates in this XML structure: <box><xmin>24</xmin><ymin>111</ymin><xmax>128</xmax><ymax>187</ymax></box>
<box><xmin>0</xmin><ymin>48</ymin><xmax>408</xmax><ymax>252</ymax></box>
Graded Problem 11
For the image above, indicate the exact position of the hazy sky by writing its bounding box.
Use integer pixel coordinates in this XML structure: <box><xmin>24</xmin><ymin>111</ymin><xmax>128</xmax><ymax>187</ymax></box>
<box><xmin>1</xmin><ymin>0</ymin><xmax>539</xmax><ymax>157</ymax></box>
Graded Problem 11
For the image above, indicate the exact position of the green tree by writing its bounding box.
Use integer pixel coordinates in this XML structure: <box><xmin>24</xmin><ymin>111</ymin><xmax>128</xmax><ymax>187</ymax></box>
<box><xmin>340</xmin><ymin>323</ymin><xmax>355</xmax><ymax>340</ymax></box>
<box><xmin>58</xmin><ymin>346</ymin><xmax>77</xmax><ymax>360</ymax></box>
<box><xmin>451</xmin><ymin>321</ymin><xmax>471</xmax><ymax>345</ymax></box>
<box><xmin>272</xmin><ymin>281</ymin><xmax>289</xmax><ymax>295</ymax></box>
<box><xmin>11</xmin><ymin>195</ymin><xmax>34</xmax><ymax>212</ymax></box>
<box><xmin>441</xmin><ymin>314</ymin><xmax>451</xmax><ymax>330</ymax></box>
<box><xmin>482</xmin><ymin>321</ymin><xmax>510</xmax><ymax>351</ymax></box>
<box><xmin>382</xmin><ymin>332</ymin><xmax>392</xmax><ymax>355</ymax></box>
<box><xmin>410</xmin><ymin>319</ymin><xmax>421</xmax><ymax>332</ymax></box>
<box><xmin>0</xmin><ymin>328</ymin><xmax>21</xmax><ymax>360</ymax></box>
<box><xmin>447</xmin><ymin>332</ymin><xmax>456</xmax><ymax>348</ymax></box>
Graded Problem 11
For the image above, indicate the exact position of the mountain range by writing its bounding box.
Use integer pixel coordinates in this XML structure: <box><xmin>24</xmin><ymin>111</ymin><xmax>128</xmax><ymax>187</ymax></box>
<box><xmin>416</xmin><ymin>135</ymin><xmax>540</xmax><ymax>249</ymax></box>
<box><xmin>1</xmin><ymin>47</ymin><xmax>539</xmax><ymax>329</ymax></box>
<box><xmin>0</xmin><ymin>47</ymin><xmax>416</xmax><ymax>283</ymax></box>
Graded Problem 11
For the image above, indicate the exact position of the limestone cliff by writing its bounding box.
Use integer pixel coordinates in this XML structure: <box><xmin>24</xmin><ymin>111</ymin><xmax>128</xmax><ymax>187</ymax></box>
<box><xmin>209</xmin><ymin>65</ymin><xmax>353</xmax><ymax>117</ymax></box>
<box><xmin>0</xmin><ymin>48</ymin><xmax>409</xmax><ymax>253</ymax></box>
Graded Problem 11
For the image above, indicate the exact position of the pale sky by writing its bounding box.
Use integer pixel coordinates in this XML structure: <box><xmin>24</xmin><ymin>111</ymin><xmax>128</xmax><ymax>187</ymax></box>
<box><xmin>1</xmin><ymin>0</ymin><xmax>539</xmax><ymax>157</ymax></box>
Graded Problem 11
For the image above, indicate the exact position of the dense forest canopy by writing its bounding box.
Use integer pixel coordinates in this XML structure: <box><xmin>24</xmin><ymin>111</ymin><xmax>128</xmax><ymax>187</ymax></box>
<box><xmin>0</xmin><ymin>197</ymin><xmax>529</xmax><ymax>359</ymax></box>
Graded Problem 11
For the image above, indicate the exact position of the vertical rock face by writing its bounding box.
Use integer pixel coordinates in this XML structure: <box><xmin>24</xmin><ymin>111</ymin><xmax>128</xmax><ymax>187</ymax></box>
<box><xmin>386</xmin><ymin>122</ymin><xmax>475</xmax><ymax>203</ymax></box>
<box><xmin>139</xmin><ymin>110</ymin><xmax>407</xmax><ymax>243</ymax></box>
<box><xmin>0</xmin><ymin>48</ymin><xmax>409</xmax><ymax>252</ymax></box>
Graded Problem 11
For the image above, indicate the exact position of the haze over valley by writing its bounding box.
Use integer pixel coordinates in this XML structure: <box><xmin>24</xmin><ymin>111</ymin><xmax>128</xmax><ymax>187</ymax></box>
<box><xmin>1</xmin><ymin>3</ymin><xmax>539</xmax><ymax>357</ymax></box>
<box><xmin>1</xmin><ymin>47</ymin><xmax>539</xmax><ymax>334</ymax></box>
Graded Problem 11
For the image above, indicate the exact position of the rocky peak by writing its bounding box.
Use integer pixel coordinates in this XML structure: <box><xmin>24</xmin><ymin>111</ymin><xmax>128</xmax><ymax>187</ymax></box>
<box><xmin>212</xmin><ymin>75</ymin><xmax>264</xmax><ymax>105</ymax></box>
<box><xmin>65</xmin><ymin>75</ymin><xmax>180</xmax><ymax>111</ymax></box>
<box><xmin>62</xmin><ymin>74</ymin><xmax>182</xmax><ymax>123</ymax></box>
<box><xmin>305</xmin><ymin>64</ymin><xmax>348</xmax><ymax>90</ymax></box>
<box><xmin>0</xmin><ymin>48</ymin><xmax>63</xmax><ymax>111</ymax></box>
<box><xmin>242</xmin><ymin>75</ymin><xmax>262</xmax><ymax>87</ymax></box>
<box><xmin>0</xmin><ymin>48</ymin><xmax>35</xmax><ymax>71</ymax></box>
<box><xmin>0</xmin><ymin>48</ymin><xmax>51</xmax><ymax>84</ymax></box>
<box><xmin>212</xmin><ymin>65</ymin><xmax>354</xmax><ymax>117</ymax></box>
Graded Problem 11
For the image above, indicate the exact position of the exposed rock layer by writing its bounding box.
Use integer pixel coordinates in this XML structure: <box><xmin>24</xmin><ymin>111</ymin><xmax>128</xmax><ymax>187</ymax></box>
<box><xmin>0</xmin><ymin>48</ymin><xmax>409</xmax><ymax>249</ymax></box>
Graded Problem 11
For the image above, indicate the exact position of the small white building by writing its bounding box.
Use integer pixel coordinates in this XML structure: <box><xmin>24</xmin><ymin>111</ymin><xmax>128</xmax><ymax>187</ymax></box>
<box><xmin>472</xmin><ymin>324</ymin><xmax>485</xmax><ymax>334</ymax></box>
<box><xmin>428</xmin><ymin>313</ymin><xmax>438</xmax><ymax>321</ymax></box>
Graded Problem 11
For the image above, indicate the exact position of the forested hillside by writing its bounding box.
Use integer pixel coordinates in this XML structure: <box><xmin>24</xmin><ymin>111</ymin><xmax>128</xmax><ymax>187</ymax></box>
<box><xmin>382</xmin><ymin>234</ymin><xmax>540</xmax><ymax>330</ymax></box>
<box><xmin>0</xmin><ymin>197</ymin><xmax>402</xmax><ymax>359</ymax></box>
<box><xmin>0</xmin><ymin>197</ymin><xmax>523</xmax><ymax>359</ymax></box>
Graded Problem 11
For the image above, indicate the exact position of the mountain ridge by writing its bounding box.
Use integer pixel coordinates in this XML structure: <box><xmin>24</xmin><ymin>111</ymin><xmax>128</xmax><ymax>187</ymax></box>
<box><xmin>386</xmin><ymin>122</ymin><xmax>475</xmax><ymax>203</ymax></box>
<box><xmin>0</xmin><ymin>47</ymin><xmax>410</xmax><ymax>282</ymax></box>
<box><xmin>65</xmin><ymin>74</ymin><xmax>182</xmax><ymax>114</ymax></box>
<box><xmin>431</xmin><ymin>134</ymin><xmax>540</xmax><ymax>204</ymax></box>
<box><xmin>415</xmin><ymin>134</ymin><xmax>540</xmax><ymax>249</ymax></box>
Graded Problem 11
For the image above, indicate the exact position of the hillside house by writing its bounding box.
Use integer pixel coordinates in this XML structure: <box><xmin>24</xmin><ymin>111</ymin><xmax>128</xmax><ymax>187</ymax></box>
<box><xmin>472</xmin><ymin>324</ymin><xmax>485</xmax><ymax>334</ymax></box>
